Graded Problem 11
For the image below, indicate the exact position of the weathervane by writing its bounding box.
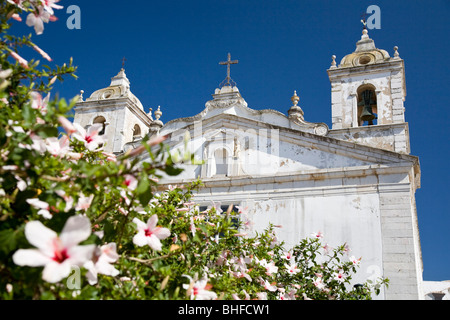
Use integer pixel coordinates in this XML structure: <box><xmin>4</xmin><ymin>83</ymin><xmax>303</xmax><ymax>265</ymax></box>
<box><xmin>121</xmin><ymin>56</ymin><xmax>126</xmax><ymax>69</ymax></box>
<box><xmin>360</xmin><ymin>12</ymin><xmax>368</xmax><ymax>30</ymax></box>
<box><xmin>219</xmin><ymin>53</ymin><xmax>238</xmax><ymax>87</ymax></box>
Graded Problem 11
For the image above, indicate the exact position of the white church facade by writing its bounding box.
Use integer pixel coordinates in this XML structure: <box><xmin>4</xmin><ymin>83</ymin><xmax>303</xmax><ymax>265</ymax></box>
<box><xmin>73</xmin><ymin>29</ymin><xmax>424</xmax><ymax>300</ymax></box>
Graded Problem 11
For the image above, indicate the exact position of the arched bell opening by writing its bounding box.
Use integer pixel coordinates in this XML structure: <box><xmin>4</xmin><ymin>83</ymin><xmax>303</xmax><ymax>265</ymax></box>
<box><xmin>357</xmin><ymin>85</ymin><xmax>378</xmax><ymax>126</ymax></box>
<box><xmin>133</xmin><ymin>124</ymin><xmax>142</xmax><ymax>140</ymax></box>
<box><xmin>93</xmin><ymin>116</ymin><xmax>106</xmax><ymax>135</ymax></box>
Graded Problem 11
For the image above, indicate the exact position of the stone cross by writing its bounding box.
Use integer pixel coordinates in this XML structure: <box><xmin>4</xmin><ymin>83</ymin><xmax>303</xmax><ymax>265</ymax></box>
<box><xmin>219</xmin><ymin>53</ymin><xmax>238</xmax><ymax>86</ymax></box>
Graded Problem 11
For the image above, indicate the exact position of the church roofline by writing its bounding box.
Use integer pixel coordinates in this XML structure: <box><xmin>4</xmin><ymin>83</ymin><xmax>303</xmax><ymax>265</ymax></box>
<box><xmin>75</xmin><ymin>97</ymin><xmax>153</xmax><ymax>127</ymax></box>
<box><xmin>155</xmin><ymin>163</ymin><xmax>418</xmax><ymax>192</ymax></box>
<box><xmin>158</xmin><ymin>112</ymin><xmax>420</xmax><ymax>168</ymax></box>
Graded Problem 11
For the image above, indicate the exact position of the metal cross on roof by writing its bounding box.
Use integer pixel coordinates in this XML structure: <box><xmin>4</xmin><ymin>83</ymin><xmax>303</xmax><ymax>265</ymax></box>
<box><xmin>360</xmin><ymin>12</ymin><xmax>369</xmax><ymax>30</ymax></box>
<box><xmin>121</xmin><ymin>56</ymin><xmax>126</xmax><ymax>69</ymax></box>
<box><xmin>219</xmin><ymin>53</ymin><xmax>238</xmax><ymax>87</ymax></box>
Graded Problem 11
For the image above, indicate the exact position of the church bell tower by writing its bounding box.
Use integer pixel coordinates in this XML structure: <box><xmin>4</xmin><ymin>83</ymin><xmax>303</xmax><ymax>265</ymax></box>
<box><xmin>327</xmin><ymin>28</ymin><xmax>410</xmax><ymax>154</ymax></box>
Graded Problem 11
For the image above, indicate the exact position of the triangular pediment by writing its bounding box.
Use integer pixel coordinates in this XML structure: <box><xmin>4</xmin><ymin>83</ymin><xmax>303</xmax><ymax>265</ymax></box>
<box><xmin>156</xmin><ymin>111</ymin><xmax>418</xmax><ymax>178</ymax></box>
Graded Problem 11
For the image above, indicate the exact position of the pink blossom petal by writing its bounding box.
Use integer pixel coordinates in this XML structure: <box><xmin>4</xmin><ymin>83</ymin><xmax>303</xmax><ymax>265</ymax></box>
<box><xmin>42</xmin><ymin>260</ymin><xmax>72</xmax><ymax>283</ymax></box>
<box><xmin>146</xmin><ymin>214</ymin><xmax>158</xmax><ymax>230</ymax></box>
<box><xmin>12</xmin><ymin>248</ymin><xmax>52</xmax><ymax>267</ymax></box>
<box><xmin>60</xmin><ymin>215</ymin><xmax>91</xmax><ymax>248</ymax></box>
<box><xmin>132</xmin><ymin>231</ymin><xmax>148</xmax><ymax>247</ymax></box>
<box><xmin>153</xmin><ymin>227</ymin><xmax>170</xmax><ymax>240</ymax></box>
<box><xmin>147</xmin><ymin>235</ymin><xmax>162</xmax><ymax>251</ymax></box>
<box><xmin>67</xmin><ymin>244</ymin><xmax>95</xmax><ymax>266</ymax></box>
<box><xmin>132</xmin><ymin>217</ymin><xmax>147</xmax><ymax>230</ymax></box>
<box><xmin>24</xmin><ymin>220</ymin><xmax>56</xmax><ymax>254</ymax></box>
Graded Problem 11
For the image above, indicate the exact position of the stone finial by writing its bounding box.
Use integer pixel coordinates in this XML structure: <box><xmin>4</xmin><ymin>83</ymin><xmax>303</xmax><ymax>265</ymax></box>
<box><xmin>148</xmin><ymin>107</ymin><xmax>153</xmax><ymax>119</ymax></box>
<box><xmin>149</xmin><ymin>106</ymin><xmax>163</xmax><ymax>135</ymax></box>
<box><xmin>79</xmin><ymin>90</ymin><xmax>84</xmax><ymax>102</ymax></box>
<box><xmin>291</xmin><ymin>90</ymin><xmax>300</xmax><ymax>107</ymax></box>
<box><xmin>330</xmin><ymin>55</ymin><xmax>337</xmax><ymax>68</ymax></box>
<box><xmin>361</xmin><ymin>28</ymin><xmax>369</xmax><ymax>40</ymax></box>
<box><xmin>154</xmin><ymin>105</ymin><xmax>162</xmax><ymax>120</ymax></box>
<box><xmin>393</xmin><ymin>46</ymin><xmax>400</xmax><ymax>59</ymax></box>
<box><xmin>288</xmin><ymin>90</ymin><xmax>304</xmax><ymax>120</ymax></box>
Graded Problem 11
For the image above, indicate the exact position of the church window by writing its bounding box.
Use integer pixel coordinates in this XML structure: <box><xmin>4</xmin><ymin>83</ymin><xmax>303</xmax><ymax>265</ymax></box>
<box><xmin>357</xmin><ymin>85</ymin><xmax>378</xmax><ymax>126</ymax></box>
<box><xmin>133</xmin><ymin>124</ymin><xmax>141</xmax><ymax>139</ymax></box>
<box><xmin>214</xmin><ymin>148</ymin><xmax>228</xmax><ymax>176</ymax></box>
<box><xmin>93</xmin><ymin>116</ymin><xmax>106</xmax><ymax>135</ymax></box>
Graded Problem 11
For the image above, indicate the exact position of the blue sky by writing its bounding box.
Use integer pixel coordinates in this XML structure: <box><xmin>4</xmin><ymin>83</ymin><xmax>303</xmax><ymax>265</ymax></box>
<box><xmin>10</xmin><ymin>0</ymin><xmax>449</xmax><ymax>281</ymax></box>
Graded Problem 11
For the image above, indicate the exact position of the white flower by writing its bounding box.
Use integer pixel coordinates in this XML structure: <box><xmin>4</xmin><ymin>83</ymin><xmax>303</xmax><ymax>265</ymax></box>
<box><xmin>26</xmin><ymin>198</ymin><xmax>52</xmax><ymax>219</ymax></box>
<box><xmin>45</xmin><ymin>136</ymin><xmax>70</xmax><ymax>157</ymax></box>
<box><xmin>350</xmin><ymin>255</ymin><xmax>361</xmax><ymax>266</ymax></box>
<box><xmin>75</xmin><ymin>193</ymin><xmax>94</xmax><ymax>211</ymax></box>
<box><xmin>284</xmin><ymin>262</ymin><xmax>300</xmax><ymax>275</ymax></box>
<box><xmin>72</xmin><ymin>123</ymin><xmax>105</xmax><ymax>151</ymax></box>
<box><xmin>123</xmin><ymin>174</ymin><xmax>138</xmax><ymax>190</ymax></box>
<box><xmin>85</xmin><ymin>243</ymin><xmax>120</xmax><ymax>285</ymax></box>
<box><xmin>12</xmin><ymin>216</ymin><xmax>95</xmax><ymax>283</ymax></box>
<box><xmin>311</xmin><ymin>231</ymin><xmax>324</xmax><ymax>239</ymax></box>
<box><xmin>132</xmin><ymin>215</ymin><xmax>170</xmax><ymax>251</ymax></box>
<box><xmin>313</xmin><ymin>277</ymin><xmax>326</xmax><ymax>290</ymax></box>
<box><xmin>261</xmin><ymin>279</ymin><xmax>277</xmax><ymax>292</ymax></box>
<box><xmin>333</xmin><ymin>270</ymin><xmax>346</xmax><ymax>283</ymax></box>
<box><xmin>182</xmin><ymin>275</ymin><xmax>217</xmax><ymax>300</ymax></box>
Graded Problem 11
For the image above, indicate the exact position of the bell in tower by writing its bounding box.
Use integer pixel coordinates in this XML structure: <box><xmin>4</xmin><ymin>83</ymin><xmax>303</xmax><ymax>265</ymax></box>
<box><xmin>358</xmin><ymin>89</ymin><xmax>377</xmax><ymax>125</ymax></box>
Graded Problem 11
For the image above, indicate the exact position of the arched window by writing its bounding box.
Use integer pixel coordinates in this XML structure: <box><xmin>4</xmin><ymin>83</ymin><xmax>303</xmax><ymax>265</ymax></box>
<box><xmin>133</xmin><ymin>124</ymin><xmax>141</xmax><ymax>139</ymax></box>
<box><xmin>357</xmin><ymin>85</ymin><xmax>378</xmax><ymax>126</ymax></box>
<box><xmin>214</xmin><ymin>148</ymin><xmax>228</xmax><ymax>176</ymax></box>
<box><xmin>93</xmin><ymin>116</ymin><xmax>106</xmax><ymax>135</ymax></box>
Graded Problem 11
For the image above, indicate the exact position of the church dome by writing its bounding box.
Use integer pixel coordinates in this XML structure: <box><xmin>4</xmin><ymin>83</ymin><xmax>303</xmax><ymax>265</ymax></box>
<box><xmin>339</xmin><ymin>29</ymin><xmax>390</xmax><ymax>68</ymax></box>
<box><xmin>86</xmin><ymin>68</ymin><xmax>144</xmax><ymax>110</ymax></box>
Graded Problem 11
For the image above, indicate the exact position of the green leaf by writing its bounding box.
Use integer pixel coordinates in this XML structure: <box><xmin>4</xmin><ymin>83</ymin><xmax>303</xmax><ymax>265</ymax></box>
<box><xmin>139</xmin><ymin>190</ymin><xmax>153</xmax><ymax>207</ymax></box>
<box><xmin>0</xmin><ymin>228</ymin><xmax>18</xmax><ymax>254</ymax></box>
<box><xmin>36</xmin><ymin>125</ymin><xmax>58</xmax><ymax>139</ymax></box>
<box><xmin>164</xmin><ymin>165</ymin><xmax>183</xmax><ymax>176</ymax></box>
<box><xmin>136</xmin><ymin>175</ymin><xmax>150</xmax><ymax>195</ymax></box>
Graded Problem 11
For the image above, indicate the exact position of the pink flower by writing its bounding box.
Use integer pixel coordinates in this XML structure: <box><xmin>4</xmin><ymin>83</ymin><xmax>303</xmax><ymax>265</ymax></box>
<box><xmin>75</xmin><ymin>193</ymin><xmax>94</xmax><ymax>211</ymax></box>
<box><xmin>26</xmin><ymin>7</ymin><xmax>56</xmax><ymax>35</ymax></box>
<box><xmin>132</xmin><ymin>215</ymin><xmax>170</xmax><ymax>251</ymax></box>
<box><xmin>7</xmin><ymin>0</ymin><xmax>25</xmax><ymax>9</ymax></box>
<box><xmin>12</xmin><ymin>216</ymin><xmax>95</xmax><ymax>283</ymax></box>
<box><xmin>311</xmin><ymin>231</ymin><xmax>324</xmax><ymax>239</ymax></box>
<box><xmin>29</xmin><ymin>132</ymin><xmax>47</xmax><ymax>153</ymax></box>
<box><xmin>125</xmin><ymin>135</ymin><xmax>168</xmax><ymax>157</ymax></box>
<box><xmin>10</xmin><ymin>13</ymin><xmax>22</xmax><ymax>21</ymax></box>
<box><xmin>236</xmin><ymin>205</ymin><xmax>248</xmax><ymax>215</ymax></box>
<box><xmin>123</xmin><ymin>174</ymin><xmax>138</xmax><ymax>190</ymax></box>
<box><xmin>333</xmin><ymin>270</ymin><xmax>346</xmax><ymax>283</ymax></box>
<box><xmin>259</xmin><ymin>259</ymin><xmax>278</xmax><ymax>275</ymax></box>
<box><xmin>84</xmin><ymin>243</ymin><xmax>120</xmax><ymax>285</ymax></box>
<box><xmin>282</xmin><ymin>251</ymin><xmax>294</xmax><ymax>261</ymax></box>
<box><xmin>45</xmin><ymin>136</ymin><xmax>70</xmax><ymax>157</ymax></box>
<box><xmin>57</xmin><ymin>116</ymin><xmax>76</xmax><ymax>135</ymax></box>
<box><xmin>32</xmin><ymin>44</ymin><xmax>52</xmax><ymax>61</ymax></box>
<box><xmin>40</xmin><ymin>0</ymin><xmax>63</xmax><ymax>15</ymax></box>
<box><xmin>30</xmin><ymin>91</ymin><xmax>49</xmax><ymax>114</ymax></box>
<box><xmin>261</xmin><ymin>279</ymin><xmax>277</xmax><ymax>292</ymax></box>
<box><xmin>182</xmin><ymin>275</ymin><xmax>217</xmax><ymax>300</ymax></box>
<box><xmin>9</xmin><ymin>50</ymin><xmax>28</xmax><ymax>69</ymax></box>
<box><xmin>72</xmin><ymin>123</ymin><xmax>105</xmax><ymax>151</ymax></box>
<box><xmin>284</xmin><ymin>262</ymin><xmax>300</xmax><ymax>275</ymax></box>
<box><xmin>26</xmin><ymin>198</ymin><xmax>51</xmax><ymax>219</ymax></box>
<box><xmin>313</xmin><ymin>277</ymin><xmax>325</xmax><ymax>290</ymax></box>
<box><xmin>349</xmin><ymin>255</ymin><xmax>361</xmax><ymax>266</ymax></box>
